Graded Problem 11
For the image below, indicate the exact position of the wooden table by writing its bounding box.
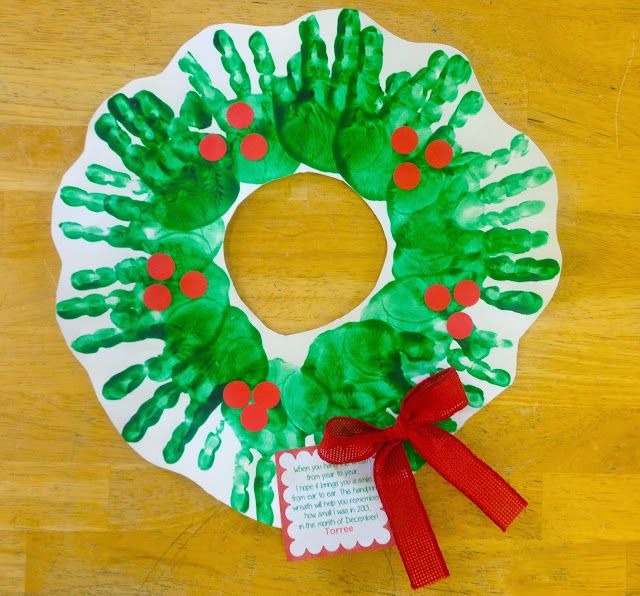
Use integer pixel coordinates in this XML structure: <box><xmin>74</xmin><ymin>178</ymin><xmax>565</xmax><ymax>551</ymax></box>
<box><xmin>1</xmin><ymin>1</ymin><xmax>639</xmax><ymax>593</ymax></box>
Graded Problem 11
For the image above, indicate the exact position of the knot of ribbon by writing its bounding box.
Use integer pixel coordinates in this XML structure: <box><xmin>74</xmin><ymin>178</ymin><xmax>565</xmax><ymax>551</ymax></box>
<box><xmin>318</xmin><ymin>367</ymin><xmax>527</xmax><ymax>589</ymax></box>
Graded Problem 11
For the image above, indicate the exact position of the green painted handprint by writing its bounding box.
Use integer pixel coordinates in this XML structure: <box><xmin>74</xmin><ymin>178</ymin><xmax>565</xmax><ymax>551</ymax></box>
<box><xmin>179</xmin><ymin>30</ymin><xmax>299</xmax><ymax>184</ymax></box>
<box><xmin>336</xmin><ymin>50</ymin><xmax>482</xmax><ymax>201</ymax></box>
<box><xmin>269</xmin><ymin>10</ymin><xmax>365</xmax><ymax>172</ymax></box>
<box><xmin>95</xmin><ymin>91</ymin><xmax>239</xmax><ymax>231</ymax></box>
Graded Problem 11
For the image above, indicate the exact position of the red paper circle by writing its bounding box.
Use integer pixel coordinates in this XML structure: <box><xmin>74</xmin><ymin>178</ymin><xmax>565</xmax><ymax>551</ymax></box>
<box><xmin>453</xmin><ymin>280</ymin><xmax>480</xmax><ymax>307</ymax></box>
<box><xmin>241</xmin><ymin>133</ymin><xmax>268</xmax><ymax>161</ymax></box>
<box><xmin>223</xmin><ymin>380</ymin><xmax>251</xmax><ymax>409</ymax></box>
<box><xmin>227</xmin><ymin>102</ymin><xmax>254</xmax><ymax>129</ymax></box>
<box><xmin>253</xmin><ymin>381</ymin><xmax>281</xmax><ymax>409</ymax></box>
<box><xmin>146</xmin><ymin>253</ymin><xmax>175</xmax><ymax>281</ymax></box>
<box><xmin>241</xmin><ymin>404</ymin><xmax>269</xmax><ymax>432</ymax></box>
<box><xmin>425</xmin><ymin>140</ymin><xmax>454</xmax><ymax>169</ymax></box>
<box><xmin>143</xmin><ymin>284</ymin><xmax>172</xmax><ymax>311</ymax></box>
<box><xmin>424</xmin><ymin>284</ymin><xmax>451</xmax><ymax>312</ymax></box>
<box><xmin>180</xmin><ymin>271</ymin><xmax>208</xmax><ymax>299</ymax></box>
<box><xmin>447</xmin><ymin>312</ymin><xmax>474</xmax><ymax>340</ymax></box>
<box><xmin>199</xmin><ymin>134</ymin><xmax>227</xmax><ymax>162</ymax></box>
<box><xmin>391</xmin><ymin>126</ymin><xmax>418</xmax><ymax>154</ymax></box>
<box><xmin>393</xmin><ymin>162</ymin><xmax>421</xmax><ymax>190</ymax></box>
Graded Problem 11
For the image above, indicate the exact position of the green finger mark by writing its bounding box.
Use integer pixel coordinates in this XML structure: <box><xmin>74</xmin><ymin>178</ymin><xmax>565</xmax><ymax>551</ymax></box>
<box><xmin>255</xmin><ymin>456</ymin><xmax>276</xmax><ymax>524</ymax></box>
<box><xmin>483</xmin><ymin>286</ymin><xmax>544</xmax><ymax>314</ymax></box>
<box><xmin>85</xmin><ymin>164</ymin><xmax>135</xmax><ymax>189</ymax></box>
<box><xmin>231</xmin><ymin>448</ymin><xmax>253</xmax><ymax>513</ymax></box>
<box><xmin>449</xmin><ymin>91</ymin><xmax>483</xmax><ymax>127</ymax></box>
<box><xmin>180</xmin><ymin>91</ymin><xmax>212</xmax><ymax>129</ymax></box>
<box><xmin>103</xmin><ymin>364</ymin><xmax>147</xmax><ymax>400</ymax></box>
<box><xmin>214</xmin><ymin>29</ymin><xmax>251</xmax><ymax>97</ymax></box>
<box><xmin>249</xmin><ymin>32</ymin><xmax>275</xmax><ymax>94</ymax></box>
<box><xmin>163</xmin><ymin>396</ymin><xmax>222</xmax><ymax>464</ymax></box>
<box><xmin>122</xmin><ymin>382</ymin><xmax>181</xmax><ymax>442</ymax></box>
<box><xmin>198</xmin><ymin>420</ymin><xmax>225</xmax><ymax>471</ymax></box>
<box><xmin>331</xmin><ymin>8</ymin><xmax>361</xmax><ymax>111</ymax></box>
<box><xmin>488</xmin><ymin>256</ymin><xmax>560</xmax><ymax>281</ymax></box>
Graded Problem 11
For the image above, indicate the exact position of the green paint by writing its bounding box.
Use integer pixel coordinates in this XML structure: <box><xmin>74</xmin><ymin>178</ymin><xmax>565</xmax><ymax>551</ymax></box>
<box><xmin>179</xmin><ymin>29</ymin><xmax>299</xmax><ymax>184</ymax></box>
<box><xmin>198</xmin><ymin>420</ymin><xmax>225</xmax><ymax>470</ymax></box>
<box><xmin>482</xmin><ymin>285</ymin><xmax>544</xmax><ymax>314</ymax></box>
<box><xmin>464</xmin><ymin>384</ymin><xmax>484</xmax><ymax>408</ymax></box>
<box><xmin>95</xmin><ymin>92</ymin><xmax>240</xmax><ymax>232</ymax></box>
<box><xmin>231</xmin><ymin>448</ymin><xmax>253</xmax><ymax>513</ymax></box>
<box><xmin>123</xmin><ymin>383</ymin><xmax>181</xmax><ymax>442</ymax></box>
<box><xmin>255</xmin><ymin>456</ymin><xmax>277</xmax><ymax>525</ymax></box>
<box><xmin>55</xmin><ymin>9</ymin><xmax>559</xmax><ymax>524</ymax></box>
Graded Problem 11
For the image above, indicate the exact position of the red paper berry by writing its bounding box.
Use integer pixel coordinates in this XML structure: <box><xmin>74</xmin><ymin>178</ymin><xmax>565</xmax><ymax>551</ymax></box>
<box><xmin>180</xmin><ymin>271</ymin><xmax>208</xmax><ymax>299</ymax></box>
<box><xmin>227</xmin><ymin>102</ymin><xmax>254</xmax><ymax>129</ymax></box>
<box><xmin>391</xmin><ymin>126</ymin><xmax>418</xmax><ymax>154</ymax></box>
<box><xmin>425</xmin><ymin>140</ymin><xmax>454</xmax><ymax>169</ymax></box>
<box><xmin>223</xmin><ymin>380</ymin><xmax>251</xmax><ymax>408</ymax></box>
<box><xmin>253</xmin><ymin>381</ymin><xmax>280</xmax><ymax>409</ymax></box>
<box><xmin>146</xmin><ymin>253</ymin><xmax>175</xmax><ymax>281</ymax></box>
<box><xmin>199</xmin><ymin>134</ymin><xmax>227</xmax><ymax>162</ymax></box>
<box><xmin>393</xmin><ymin>162</ymin><xmax>421</xmax><ymax>190</ymax></box>
<box><xmin>241</xmin><ymin>404</ymin><xmax>269</xmax><ymax>432</ymax></box>
<box><xmin>453</xmin><ymin>280</ymin><xmax>480</xmax><ymax>307</ymax></box>
<box><xmin>424</xmin><ymin>284</ymin><xmax>451</xmax><ymax>311</ymax></box>
<box><xmin>241</xmin><ymin>133</ymin><xmax>268</xmax><ymax>161</ymax></box>
<box><xmin>447</xmin><ymin>312</ymin><xmax>474</xmax><ymax>340</ymax></box>
<box><xmin>143</xmin><ymin>284</ymin><xmax>172</xmax><ymax>311</ymax></box>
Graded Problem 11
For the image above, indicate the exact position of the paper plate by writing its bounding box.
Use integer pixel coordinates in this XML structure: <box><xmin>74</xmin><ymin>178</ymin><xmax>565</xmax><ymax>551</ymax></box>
<box><xmin>53</xmin><ymin>9</ymin><xmax>561</xmax><ymax>527</ymax></box>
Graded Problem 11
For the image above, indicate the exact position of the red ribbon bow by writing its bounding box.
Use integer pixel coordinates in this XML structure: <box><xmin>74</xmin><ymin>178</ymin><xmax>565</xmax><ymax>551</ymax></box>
<box><xmin>318</xmin><ymin>367</ymin><xmax>527</xmax><ymax>589</ymax></box>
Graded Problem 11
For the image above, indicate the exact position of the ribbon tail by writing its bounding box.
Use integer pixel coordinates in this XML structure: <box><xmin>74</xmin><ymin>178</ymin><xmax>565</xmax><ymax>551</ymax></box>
<box><xmin>373</xmin><ymin>442</ymin><xmax>449</xmax><ymax>589</ymax></box>
<box><xmin>414</xmin><ymin>427</ymin><xmax>528</xmax><ymax>531</ymax></box>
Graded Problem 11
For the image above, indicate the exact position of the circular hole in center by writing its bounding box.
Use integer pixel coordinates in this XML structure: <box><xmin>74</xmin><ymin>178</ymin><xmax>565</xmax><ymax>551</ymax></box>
<box><xmin>224</xmin><ymin>173</ymin><xmax>387</xmax><ymax>335</ymax></box>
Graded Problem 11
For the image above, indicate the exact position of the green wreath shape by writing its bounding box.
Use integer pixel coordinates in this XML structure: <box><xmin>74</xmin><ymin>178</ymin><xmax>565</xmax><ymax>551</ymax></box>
<box><xmin>53</xmin><ymin>9</ymin><xmax>560</xmax><ymax>526</ymax></box>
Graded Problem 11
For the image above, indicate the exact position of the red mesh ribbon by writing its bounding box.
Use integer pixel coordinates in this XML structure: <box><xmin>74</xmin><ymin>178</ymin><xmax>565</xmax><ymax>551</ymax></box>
<box><xmin>317</xmin><ymin>367</ymin><xmax>527</xmax><ymax>589</ymax></box>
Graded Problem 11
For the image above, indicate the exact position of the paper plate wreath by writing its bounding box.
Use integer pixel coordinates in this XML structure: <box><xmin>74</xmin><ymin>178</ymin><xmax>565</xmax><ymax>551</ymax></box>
<box><xmin>53</xmin><ymin>9</ymin><xmax>561</xmax><ymax>528</ymax></box>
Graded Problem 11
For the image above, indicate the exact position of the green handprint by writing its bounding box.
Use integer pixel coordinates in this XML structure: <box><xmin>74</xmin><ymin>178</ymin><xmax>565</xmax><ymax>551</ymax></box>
<box><xmin>95</xmin><ymin>91</ymin><xmax>239</xmax><ymax>231</ymax></box>
<box><xmin>179</xmin><ymin>30</ymin><xmax>299</xmax><ymax>184</ymax></box>
<box><xmin>335</xmin><ymin>48</ymin><xmax>482</xmax><ymax>201</ymax></box>
<box><xmin>269</xmin><ymin>10</ymin><xmax>364</xmax><ymax>172</ymax></box>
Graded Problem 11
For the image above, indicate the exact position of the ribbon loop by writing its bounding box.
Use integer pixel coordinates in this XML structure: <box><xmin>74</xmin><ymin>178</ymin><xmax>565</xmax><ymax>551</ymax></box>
<box><xmin>318</xmin><ymin>367</ymin><xmax>527</xmax><ymax>589</ymax></box>
<box><xmin>319</xmin><ymin>417</ymin><xmax>381</xmax><ymax>463</ymax></box>
<box><xmin>400</xmin><ymin>367</ymin><xmax>469</xmax><ymax>423</ymax></box>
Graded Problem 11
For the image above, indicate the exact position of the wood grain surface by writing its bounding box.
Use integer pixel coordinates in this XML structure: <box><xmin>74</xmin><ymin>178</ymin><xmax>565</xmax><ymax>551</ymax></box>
<box><xmin>1</xmin><ymin>1</ymin><xmax>639</xmax><ymax>594</ymax></box>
